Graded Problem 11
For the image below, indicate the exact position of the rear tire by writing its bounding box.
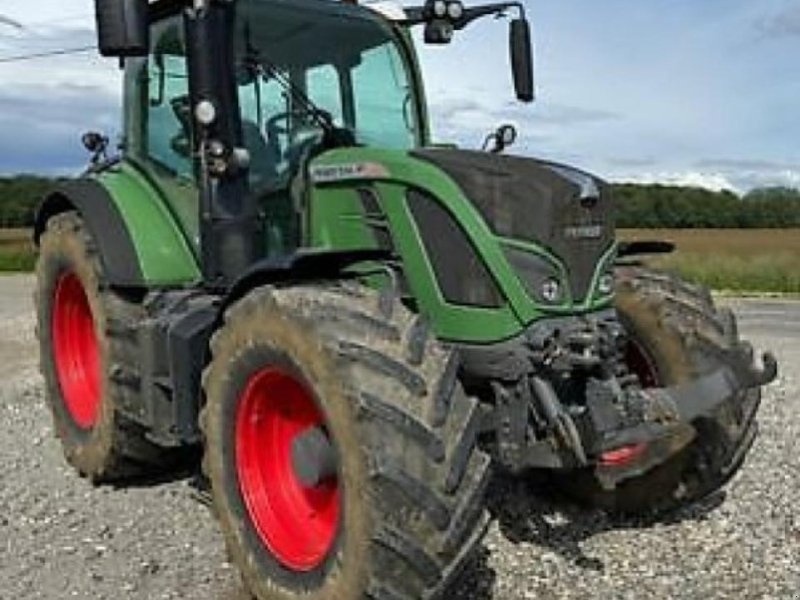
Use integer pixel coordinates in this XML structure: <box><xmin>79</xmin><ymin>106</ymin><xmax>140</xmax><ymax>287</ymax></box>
<box><xmin>36</xmin><ymin>211</ymin><xmax>165</xmax><ymax>481</ymax></box>
<box><xmin>563</xmin><ymin>266</ymin><xmax>760</xmax><ymax>514</ymax></box>
<box><xmin>201</xmin><ymin>283</ymin><xmax>491</xmax><ymax>600</ymax></box>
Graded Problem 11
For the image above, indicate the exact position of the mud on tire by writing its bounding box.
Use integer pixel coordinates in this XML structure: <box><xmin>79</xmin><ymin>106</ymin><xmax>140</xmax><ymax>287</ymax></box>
<box><xmin>201</xmin><ymin>283</ymin><xmax>491</xmax><ymax>600</ymax></box>
<box><xmin>36</xmin><ymin>211</ymin><xmax>167</xmax><ymax>481</ymax></box>
<box><xmin>564</xmin><ymin>266</ymin><xmax>761</xmax><ymax>514</ymax></box>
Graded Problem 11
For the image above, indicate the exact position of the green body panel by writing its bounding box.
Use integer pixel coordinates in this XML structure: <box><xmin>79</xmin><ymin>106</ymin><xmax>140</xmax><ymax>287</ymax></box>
<box><xmin>308</xmin><ymin>148</ymin><xmax>613</xmax><ymax>344</ymax></box>
<box><xmin>97</xmin><ymin>162</ymin><xmax>201</xmax><ymax>285</ymax></box>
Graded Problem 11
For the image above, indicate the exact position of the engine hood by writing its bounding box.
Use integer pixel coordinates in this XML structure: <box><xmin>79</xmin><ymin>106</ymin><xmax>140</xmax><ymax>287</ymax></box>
<box><xmin>412</xmin><ymin>148</ymin><xmax>615</xmax><ymax>302</ymax></box>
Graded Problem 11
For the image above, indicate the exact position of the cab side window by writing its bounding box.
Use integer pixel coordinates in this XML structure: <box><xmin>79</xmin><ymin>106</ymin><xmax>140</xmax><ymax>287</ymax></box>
<box><xmin>238</xmin><ymin>74</ymin><xmax>289</xmax><ymax>187</ymax></box>
<box><xmin>352</xmin><ymin>44</ymin><xmax>416</xmax><ymax>149</ymax></box>
<box><xmin>306</xmin><ymin>64</ymin><xmax>343</xmax><ymax>126</ymax></box>
<box><xmin>147</xmin><ymin>22</ymin><xmax>192</xmax><ymax>179</ymax></box>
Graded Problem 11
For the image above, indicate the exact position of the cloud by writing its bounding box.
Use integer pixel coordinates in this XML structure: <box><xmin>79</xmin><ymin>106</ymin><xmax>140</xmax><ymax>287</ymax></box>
<box><xmin>428</xmin><ymin>96</ymin><xmax>618</xmax><ymax>152</ymax></box>
<box><xmin>611</xmin><ymin>165</ymin><xmax>800</xmax><ymax>194</ymax></box>
<box><xmin>694</xmin><ymin>158</ymin><xmax>798</xmax><ymax>171</ymax></box>
<box><xmin>689</xmin><ymin>158</ymin><xmax>800</xmax><ymax>192</ymax></box>
<box><xmin>756</xmin><ymin>4</ymin><xmax>800</xmax><ymax>38</ymax></box>
<box><xmin>727</xmin><ymin>168</ymin><xmax>800</xmax><ymax>192</ymax></box>
<box><xmin>529</xmin><ymin>103</ymin><xmax>620</xmax><ymax>127</ymax></box>
<box><xmin>0</xmin><ymin>23</ymin><xmax>94</xmax><ymax>53</ymax></box>
<box><xmin>618</xmin><ymin>171</ymin><xmax>739</xmax><ymax>193</ymax></box>
<box><xmin>0</xmin><ymin>15</ymin><xmax>24</xmax><ymax>30</ymax></box>
<box><xmin>0</xmin><ymin>84</ymin><xmax>118</xmax><ymax>174</ymax></box>
<box><xmin>0</xmin><ymin>14</ymin><xmax>120</xmax><ymax>175</ymax></box>
<box><xmin>605</xmin><ymin>156</ymin><xmax>658</xmax><ymax>169</ymax></box>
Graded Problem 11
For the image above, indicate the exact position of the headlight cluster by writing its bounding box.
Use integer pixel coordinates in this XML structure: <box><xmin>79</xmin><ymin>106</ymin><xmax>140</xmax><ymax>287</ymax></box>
<box><xmin>592</xmin><ymin>250</ymin><xmax>617</xmax><ymax>300</ymax></box>
<box><xmin>430</xmin><ymin>0</ymin><xmax>464</xmax><ymax>20</ymax></box>
<box><xmin>506</xmin><ymin>245</ymin><xmax>617</xmax><ymax>306</ymax></box>
<box><xmin>504</xmin><ymin>246</ymin><xmax>566</xmax><ymax>306</ymax></box>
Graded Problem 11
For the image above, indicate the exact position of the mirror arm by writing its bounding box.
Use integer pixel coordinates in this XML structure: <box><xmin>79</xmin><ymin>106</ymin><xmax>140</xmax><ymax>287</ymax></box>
<box><xmin>402</xmin><ymin>1</ymin><xmax>525</xmax><ymax>28</ymax></box>
<box><xmin>401</xmin><ymin>7</ymin><xmax>426</xmax><ymax>25</ymax></box>
<box><xmin>454</xmin><ymin>2</ymin><xmax>525</xmax><ymax>29</ymax></box>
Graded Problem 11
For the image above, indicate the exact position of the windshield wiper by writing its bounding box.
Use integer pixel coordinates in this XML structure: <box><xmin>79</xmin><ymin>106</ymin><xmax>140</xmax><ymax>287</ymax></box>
<box><xmin>239</xmin><ymin>44</ymin><xmax>336</xmax><ymax>137</ymax></box>
<box><xmin>260</xmin><ymin>61</ymin><xmax>335</xmax><ymax>134</ymax></box>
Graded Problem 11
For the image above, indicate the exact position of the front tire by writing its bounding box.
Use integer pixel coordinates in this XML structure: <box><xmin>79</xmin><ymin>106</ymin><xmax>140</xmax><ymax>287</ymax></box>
<box><xmin>201</xmin><ymin>283</ymin><xmax>491</xmax><ymax>599</ymax></box>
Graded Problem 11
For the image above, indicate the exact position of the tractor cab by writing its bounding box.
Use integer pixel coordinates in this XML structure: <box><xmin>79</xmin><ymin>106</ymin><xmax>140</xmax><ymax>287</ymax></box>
<box><xmin>109</xmin><ymin>0</ymin><xmax>532</xmax><ymax>282</ymax></box>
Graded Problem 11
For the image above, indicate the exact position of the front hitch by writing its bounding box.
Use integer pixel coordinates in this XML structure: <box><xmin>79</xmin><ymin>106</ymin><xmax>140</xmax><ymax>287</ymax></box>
<box><xmin>641</xmin><ymin>349</ymin><xmax>777</xmax><ymax>425</ymax></box>
<box><xmin>591</xmin><ymin>347</ymin><xmax>777</xmax><ymax>490</ymax></box>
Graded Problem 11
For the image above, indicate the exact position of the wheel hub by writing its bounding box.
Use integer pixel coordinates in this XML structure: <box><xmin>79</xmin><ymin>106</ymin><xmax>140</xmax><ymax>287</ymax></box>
<box><xmin>51</xmin><ymin>272</ymin><xmax>101</xmax><ymax>429</ymax></box>
<box><xmin>235</xmin><ymin>367</ymin><xmax>340</xmax><ymax>572</ymax></box>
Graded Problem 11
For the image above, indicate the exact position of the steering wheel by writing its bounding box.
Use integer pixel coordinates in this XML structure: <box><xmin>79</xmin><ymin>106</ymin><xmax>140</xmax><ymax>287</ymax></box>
<box><xmin>266</xmin><ymin>109</ymin><xmax>312</xmax><ymax>137</ymax></box>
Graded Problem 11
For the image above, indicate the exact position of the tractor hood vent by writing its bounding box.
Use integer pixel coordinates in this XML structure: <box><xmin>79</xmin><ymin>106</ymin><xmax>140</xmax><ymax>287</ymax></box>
<box><xmin>412</xmin><ymin>149</ymin><xmax>614</xmax><ymax>302</ymax></box>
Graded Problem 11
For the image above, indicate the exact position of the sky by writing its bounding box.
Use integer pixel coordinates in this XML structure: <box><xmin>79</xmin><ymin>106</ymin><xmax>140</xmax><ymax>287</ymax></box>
<box><xmin>0</xmin><ymin>0</ymin><xmax>798</xmax><ymax>193</ymax></box>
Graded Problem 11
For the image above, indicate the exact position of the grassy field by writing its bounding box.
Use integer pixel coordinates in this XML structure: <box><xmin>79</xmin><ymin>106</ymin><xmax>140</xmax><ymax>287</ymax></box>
<box><xmin>619</xmin><ymin>229</ymin><xmax>800</xmax><ymax>294</ymax></box>
<box><xmin>0</xmin><ymin>229</ymin><xmax>35</xmax><ymax>272</ymax></box>
<box><xmin>2</xmin><ymin>228</ymin><xmax>798</xmax><ymax>293</ymax></box>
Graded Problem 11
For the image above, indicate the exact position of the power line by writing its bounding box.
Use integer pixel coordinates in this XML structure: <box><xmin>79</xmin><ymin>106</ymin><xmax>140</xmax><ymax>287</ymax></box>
<box><xmin>0</xmin><ymin>13</ymin><xmax>92</xmax><ymax>29</ymax></box>
<box><xmin>0</xmin><ymin>45</ymin><xmax>96</xmax><ymax>64</ymax></box>
<box><xmin>22</xmin><ymin>14</ymin><xmax>93</xmax><ymax>28</ymax></box>
<box><xmin>0</xmin><ymin>15</ymin><xmax>24</xmax><ymax>30</ymax></box>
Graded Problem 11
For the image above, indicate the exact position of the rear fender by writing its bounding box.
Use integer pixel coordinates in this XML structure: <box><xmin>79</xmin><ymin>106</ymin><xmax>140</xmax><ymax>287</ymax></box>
<box><xmin>34</xmin><ymin>164</ymin><xmax>201</xmax><ymax>288</ymax></box>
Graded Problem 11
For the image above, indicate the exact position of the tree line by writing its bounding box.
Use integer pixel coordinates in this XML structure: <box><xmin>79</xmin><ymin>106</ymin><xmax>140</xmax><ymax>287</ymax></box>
<box><xmin>1</xmin><ymin>175</ymin><xmax>800</xmax><ymax>229</ymax></box>
<box><xmin>613</xmin><ymin>183</ymin><xmax>800</xmax><ymax>228</ymax></box>
<box><xmin>0</xmin><ymin>176</ymin><xmax>64</xmax><ymax>228</ymax></box>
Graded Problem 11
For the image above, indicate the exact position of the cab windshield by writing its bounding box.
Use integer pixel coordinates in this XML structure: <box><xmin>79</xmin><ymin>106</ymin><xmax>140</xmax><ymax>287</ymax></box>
<box><xmin>236</xmin><ymin>0</ymin><xmax>420</xmax><ymax>184</ymax></box>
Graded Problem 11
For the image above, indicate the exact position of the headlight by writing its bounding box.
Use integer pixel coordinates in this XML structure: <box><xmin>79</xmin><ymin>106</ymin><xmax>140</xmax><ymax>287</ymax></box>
<box><xmin>541</xmin><ymin>278</ymin><xmax>563</xmax><ymax>303</ymax></box>
<box><xmin>597</xmin><ymin>272</ymin><xmax>614</xmax><ymax>296</ymax></box>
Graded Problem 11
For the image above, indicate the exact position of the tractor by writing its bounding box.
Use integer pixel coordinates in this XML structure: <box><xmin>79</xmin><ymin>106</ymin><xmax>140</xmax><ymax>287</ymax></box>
<box><xmin>33</xmin><ymin>0</ymin><xmax>777</xmax><ymax>598</ymax></box>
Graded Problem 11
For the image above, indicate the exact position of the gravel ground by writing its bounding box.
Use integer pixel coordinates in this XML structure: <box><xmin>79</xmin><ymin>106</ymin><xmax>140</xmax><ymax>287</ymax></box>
<box><xmin>1</xmin><ymin>274</ymin><xmax>798</xmax><ymax>599</ymax></box>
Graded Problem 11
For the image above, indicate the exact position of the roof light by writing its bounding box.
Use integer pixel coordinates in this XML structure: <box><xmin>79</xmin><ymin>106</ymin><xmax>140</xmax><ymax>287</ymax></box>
<box><xmin>447</xmin><ymin>1</ymin><xmax>464</xmax><ymax>20</ymax></box>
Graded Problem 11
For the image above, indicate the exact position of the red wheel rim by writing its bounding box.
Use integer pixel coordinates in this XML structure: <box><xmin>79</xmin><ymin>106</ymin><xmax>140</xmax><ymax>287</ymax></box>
<box><xmin>626</xmin><ymin>339</ymin><xmax>659</xmax><ymax>388</ymax></box>
<box><xmin>51</xmin><ymin>272</ymin><xmax>101</xmax><ymax>429</ymax></box>
<box><xmin>235</xmin><ymin>367</ymin><xmax>340</xmax><ymax>572</ymax></box>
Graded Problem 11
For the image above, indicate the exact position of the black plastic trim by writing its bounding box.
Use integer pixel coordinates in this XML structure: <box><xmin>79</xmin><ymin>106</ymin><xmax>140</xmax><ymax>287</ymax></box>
<box><xmin>357</xmin><ymin>187</ymin><xmax>395</xmax><ymax>252</ymax></box>
<box><xmin>618</xmin><ymin>240</ymin><xmax>675</xmax><ymax>257</ymax></box>
<box><xmin>34</xmin><ymin>178</ymin><xmax>145</xmax><ymax>287</ymax></box>
<box><xmin>221</xmin><ymin>248</ymin><xmax>392</xmax><ymax>314</ymax></box>
<box><xmin>407</xmin><ymin>189</ymin><xmax>503</xmax><ymax>309</ymax></box>
<box><xmin>149</xmin><ymin>0</ymin><xmax>188</xmax><ymax>22</ymax></box>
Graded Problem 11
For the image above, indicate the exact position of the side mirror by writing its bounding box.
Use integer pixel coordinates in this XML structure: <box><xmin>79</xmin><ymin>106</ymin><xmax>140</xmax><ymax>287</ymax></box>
<box><xmin>482</xmin><ymin>123</ymin><xmax>517</xmax><ymax>154</ymax></box>
<box><xmin>95</xmin><ymin>0</ymin><xmax>149</xmax><ymax>57</ymax></box>
<box><xmin>82</xmin><ymin>131</ymin><xmax>108</xmax><ymax>154</ymax></box>
<box><xmin>82</xmin><ymin>131</ymin><xmax>110</xmax><ymax>166</ymax></box>
<box><xmin>510</xmin><ymin>18</ymin><xmax>534</xmax><ymax>102</ymax></box>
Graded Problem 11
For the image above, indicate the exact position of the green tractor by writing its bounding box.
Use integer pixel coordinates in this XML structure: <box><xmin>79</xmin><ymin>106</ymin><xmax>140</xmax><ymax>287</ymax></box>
<box><xmin>34</xmin><ymin>0</ymin><xmax>776</xmax><ymax>597</ymax></box>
